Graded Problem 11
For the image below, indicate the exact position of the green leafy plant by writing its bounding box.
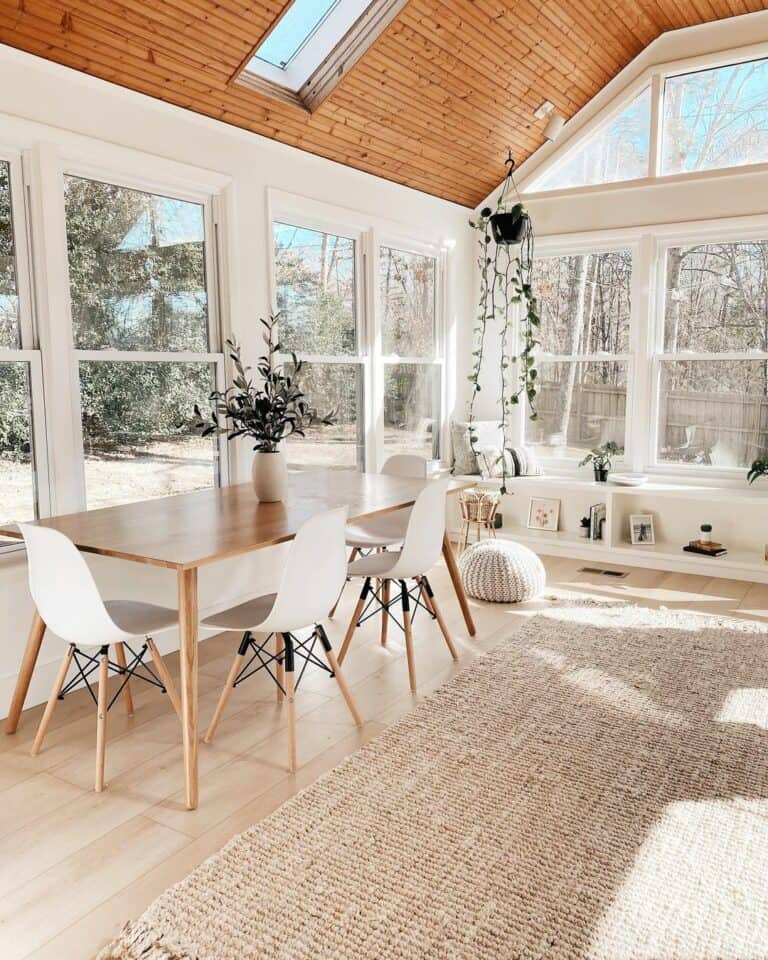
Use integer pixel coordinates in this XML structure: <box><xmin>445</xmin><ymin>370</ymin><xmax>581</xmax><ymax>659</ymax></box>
<box><xmin>578</xmin><ymin>441</ymin><xmax>623</xmax><ymax>471</ymax></box>
<box><xmin>465</xmin><ymin>155</ymin><xmax>538</xmax><ymax>496</ymax></box>
<box><xmin>747</xmin><ymin>458</ymin><xmax>768</xmax><ymax>484</ymax></box>
<box><xmin>192</xmin><ymin>314</ymin><xmax>335</xmax><ymax>453</ymax></box>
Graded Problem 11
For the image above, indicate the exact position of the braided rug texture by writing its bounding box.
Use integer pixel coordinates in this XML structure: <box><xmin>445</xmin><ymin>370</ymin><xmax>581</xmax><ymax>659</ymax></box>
<box><xmin>98</xmin><ymin>603</ymin><xmax>768</xmax><ymax>960</ymax></box>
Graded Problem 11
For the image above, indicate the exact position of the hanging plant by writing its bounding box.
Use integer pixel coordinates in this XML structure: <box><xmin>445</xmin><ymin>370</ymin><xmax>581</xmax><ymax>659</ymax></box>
<box><xmin>466</xmin><ymin>152</ymin><xmax>539</xmax><ymax>494</ymax></box>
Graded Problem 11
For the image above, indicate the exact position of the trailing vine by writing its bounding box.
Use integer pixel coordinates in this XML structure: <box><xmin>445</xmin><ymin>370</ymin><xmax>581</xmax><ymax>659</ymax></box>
<box><xmin>466</xmin><ymin>153</ymin><xmax>539</xmax><ymax>494</ymax></box>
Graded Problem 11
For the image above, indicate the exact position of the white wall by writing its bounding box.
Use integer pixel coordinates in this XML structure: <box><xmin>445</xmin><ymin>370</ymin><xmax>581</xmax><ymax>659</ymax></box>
<box><xmin>0</xmin><ymin>45</ymin><xmax>474</xmax><ymax>718</ymax></box>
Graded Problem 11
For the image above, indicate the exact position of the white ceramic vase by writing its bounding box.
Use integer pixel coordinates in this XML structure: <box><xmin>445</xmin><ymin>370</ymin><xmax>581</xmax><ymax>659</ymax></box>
<box><xmin>251</xmin><ymin>450</ymin><xmax>287</xmax><ymax>502</ymax></box>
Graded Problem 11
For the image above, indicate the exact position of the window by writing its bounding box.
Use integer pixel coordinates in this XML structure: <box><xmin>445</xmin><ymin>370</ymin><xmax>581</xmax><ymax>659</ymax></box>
<box><xmin>64</xmin><ymin>176</ymin><xmax>223</xmax><ymax>510</ymax></box>
<box><xmin>239</xmin><ymin>0</ymin><xmax>406</xmax><ymax>110</ymax></box>
<box><xmin>380</xmin><ymin>245</ymin><xmax>441</xmax><ymax>459</ymax></box>
<box><xmin>527</xmin><ymin>250</ymin><xmax>632</xmax><ymax>458</ymax></box>
<box><xmin>656</xmin><ymin>240</ymin><xmax>768</xmax><ymax>469</ymax></box>
<box><xmin>0</xmin><ymin>159</ymin><xmax>45</xmax><ymax>528</ymax></box>
<box><xmin>256</xmin><ymin>0</ymin><xmax>339</xmax><ymax>69</ymax></box>
<box><xmin>533</xmin><ymin>88</ymin><xmax>651</xmax><ymax>191</ymax></box>
<box><xmin>273</xmin><ymin>221</ymin><xmax>364</xmax><ymax>470</ymax></box>
<box><xmin>662</xmin><ymin>58</ymin><xmax>768</xmax><ymax>176</ymax></box>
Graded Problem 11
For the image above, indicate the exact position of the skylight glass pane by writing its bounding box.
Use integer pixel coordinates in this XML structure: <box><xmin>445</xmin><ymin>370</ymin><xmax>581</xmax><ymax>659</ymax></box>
<box><xmin>257</xmin><ymin>0</ymin><xmax>338</xmax><ymax>69</ymax></box>
<box><xmin>533</xmin><ymin>87</ymin><xmax>651</xmax><ymax>191</ymax></box>
<box><xmin>662</xmin><ymin>58</ymin><xmax>768</xmax><ymax>175</ymax></box>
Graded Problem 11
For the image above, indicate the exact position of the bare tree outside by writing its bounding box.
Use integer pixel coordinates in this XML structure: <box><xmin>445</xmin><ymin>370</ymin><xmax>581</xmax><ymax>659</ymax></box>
<box><xmin>528</xmin><ymin>251</ymin><xmax>631</xmax><ymax>458</ymax></box>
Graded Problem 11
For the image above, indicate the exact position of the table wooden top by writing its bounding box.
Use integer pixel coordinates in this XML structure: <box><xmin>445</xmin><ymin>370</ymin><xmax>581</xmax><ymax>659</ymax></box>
<box><xmin>0</xmin><ymin>470</ymin><xmax>468</xmax><ymax>570</ymax></box>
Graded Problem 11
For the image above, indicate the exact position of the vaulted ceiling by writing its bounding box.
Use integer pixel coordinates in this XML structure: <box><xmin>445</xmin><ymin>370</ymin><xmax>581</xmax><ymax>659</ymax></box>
<box><xmin>0</xmin><ymin>0</ymin><xmax>764</xmax><ymax>207</ymax></box>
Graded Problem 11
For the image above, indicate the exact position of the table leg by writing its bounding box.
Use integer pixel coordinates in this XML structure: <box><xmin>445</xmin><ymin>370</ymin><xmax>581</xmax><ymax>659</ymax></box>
<box><xmin>441</xmin><ymin>533</ymin><xmax>476</xmax><ymax>638</ymax></box>
<box><xmin>5</xmin><ymin>610</ymin><xmax>46</xmax><ymax>734</ymax></box>
<box><xmin>178</xmin><ymin>567</ymin><xmax>199</xmax><ymax>811</ymax></box>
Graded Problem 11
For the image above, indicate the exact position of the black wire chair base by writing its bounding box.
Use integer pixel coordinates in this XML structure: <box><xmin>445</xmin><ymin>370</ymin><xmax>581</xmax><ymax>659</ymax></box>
<box><xmin>355</xmin><ymin>576</ymin><xmax>437</xmax><ymax>635</ymax></box>
<box><xmin>58</xmin><ymin>642</ymin><xmax>169</xmax><ymax>712</ymax></box>
<box><xmin>232</xmin><ymin>628</ymin><xmax>332</xmax><ymax>697</ymax></box>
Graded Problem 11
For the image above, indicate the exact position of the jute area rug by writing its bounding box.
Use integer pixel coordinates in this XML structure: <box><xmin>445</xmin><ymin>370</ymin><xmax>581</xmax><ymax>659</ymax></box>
<box><xmin>99</xmin><ymin>602</ymin><xmax>768</xmax><ymax>959</ymax></box>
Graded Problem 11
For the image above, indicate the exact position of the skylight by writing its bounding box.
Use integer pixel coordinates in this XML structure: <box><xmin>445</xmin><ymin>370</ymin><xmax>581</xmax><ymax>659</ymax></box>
<box><xmin>238</xmin><ymin>0</ymin><xmax>408</xmax><ymax>111</ymax></box>
<box><xmin>256</xmin><ymin>0</ymin><xmax>339</xmax><ymax>70</ymax></box>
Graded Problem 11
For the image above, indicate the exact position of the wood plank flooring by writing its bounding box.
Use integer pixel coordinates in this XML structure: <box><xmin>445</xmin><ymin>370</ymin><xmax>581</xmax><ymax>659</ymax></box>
<box><xmin>2</xmin><ymin>552</ymin><xmax>768</xmax><ymax>960</ymax></box>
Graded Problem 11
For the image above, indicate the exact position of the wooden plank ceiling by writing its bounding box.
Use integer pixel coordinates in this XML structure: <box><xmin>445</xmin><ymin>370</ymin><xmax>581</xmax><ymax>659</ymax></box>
<box><xmin>0</xmin><ymin>0</ymin><xmax>764</xmax><ymax>207</ymax></box>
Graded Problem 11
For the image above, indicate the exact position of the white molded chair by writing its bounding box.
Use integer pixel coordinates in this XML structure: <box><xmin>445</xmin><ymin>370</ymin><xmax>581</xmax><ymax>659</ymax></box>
<box><xmin>19</xmin><ymin>523</ymin><xmax>182</xmax><ymax>793</ymax></box>
<box><xmin>330</xmin><ymin>455</ymin><xmax>427</xmax><ymax>620</ymax></box>
<box><xmin>201</xmin><ymin>506</ymin><xmax>363</xmax><ymax>772</ymax></box>
<box><xmin>338</xmin><ymin>479</ymin><xmax>458</xmax><ymax>692</ymax></box>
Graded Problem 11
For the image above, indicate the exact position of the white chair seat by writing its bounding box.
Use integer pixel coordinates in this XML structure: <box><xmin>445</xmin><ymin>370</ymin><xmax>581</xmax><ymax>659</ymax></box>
<box><xmin>348</xmin><ymin>552</ymin><xmax>403</xmax><ymax>578</ymax></box>
<box><xmin>345</xmin><ymin>511</ymin><xmax>409</xmax><ymax>549</ymax></box>
<box><xmin>202</xmin><ymin>593</ymin><xmax>277</xmax><ymax>632</ymax></box>
<box><xmin>104</xmin><ymin>601</ymin><xmax>178</xmax><ymax>639</ymax></box>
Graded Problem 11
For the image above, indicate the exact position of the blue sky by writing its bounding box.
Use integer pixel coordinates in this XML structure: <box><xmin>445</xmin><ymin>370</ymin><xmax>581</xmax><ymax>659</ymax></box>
<box><xmin>257</xmin><ymin>0</ymin><xmax>338</xmax><ymax>69</ymax></box>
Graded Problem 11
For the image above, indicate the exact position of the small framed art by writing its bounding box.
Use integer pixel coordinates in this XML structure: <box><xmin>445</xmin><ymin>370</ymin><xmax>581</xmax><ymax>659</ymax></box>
<box><xmin>629</xmin><ymin>514</ymin><xmax>655</xmax><ymax>545</ymax></box>
<box><xmin>528</xmin><ymin>497</ymin><xmax>560</xmax><ymax>532</ymax></box>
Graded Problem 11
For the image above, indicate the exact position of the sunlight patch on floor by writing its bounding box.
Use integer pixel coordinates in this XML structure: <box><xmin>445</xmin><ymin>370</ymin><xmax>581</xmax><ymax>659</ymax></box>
<box><xmin>589</xmin><ymin>800</ymin><xmax>768</xmax><ymax>959</ymax></box>
<box><xmin>717</xmin><ymin>688</ymin><xmax>768</xmax><ymax>730</ymax></box>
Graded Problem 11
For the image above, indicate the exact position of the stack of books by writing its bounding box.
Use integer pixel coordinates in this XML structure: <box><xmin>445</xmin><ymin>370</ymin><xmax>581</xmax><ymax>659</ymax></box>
<box><xmin>683</xmin><ymin>539</ymin><xmax>727</xmax><ymax>557</ymax></box>
<box><xmin>588</xmin><ymin>503</ymin><xmax>606</xmax><ymax>541</ymax></box>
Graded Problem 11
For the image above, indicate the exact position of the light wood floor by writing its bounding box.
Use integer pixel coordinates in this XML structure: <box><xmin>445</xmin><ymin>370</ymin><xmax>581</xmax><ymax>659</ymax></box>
<box><xmin>3</xmin><ymin>553</ymin><xmax>768</xmax><ymax>960</ymax></box>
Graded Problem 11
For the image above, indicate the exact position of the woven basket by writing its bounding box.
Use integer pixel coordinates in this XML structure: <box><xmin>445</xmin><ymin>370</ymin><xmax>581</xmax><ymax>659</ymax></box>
<box><xmin>459</xmin><ymin>489</ymin><xmax>500</xmax><ymax>524</ymax></box>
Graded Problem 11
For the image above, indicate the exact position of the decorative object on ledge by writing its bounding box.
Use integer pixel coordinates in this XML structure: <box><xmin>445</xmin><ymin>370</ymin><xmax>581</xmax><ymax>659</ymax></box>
<box><xmin>458</xmin><ymin>488</ymin><xmax>501</xmax><ymax>553</ymax></box>
<box><xmin>579</xmin><ymin>516</ymin><xmax>591</xmax><ymax>538</ymax></box>
<box><xmin>609</xmin><ymin>473</ymin><xmax>648</xmax><ymax>487</ymax></box>
<box><xmin>684</xmin><ymin>538</ymin><xmax>727</xmax><ymax>557</ymax></box>
<box><xmin>699</xmin><ymin>523</ymin><xmax>713</xmax><ymax>544</ymax></box>
<box><xmin>466</xmin><ymin>151</ymin><xmax>538</xmax><ymax>495</ymax></box>
<box><xmin>747</xmin><ymin>458</ymin><xmax>768</xmax><ymax>485</ymax></box>
<box><xmin>629</xmin><ymin>513</ymin><xmax>655</xmax><ymax>545</ymax></box>
<box><xmin>578</xmin><ymin>441</ymin><xmax>623</xmax><ymax>482</ymax></box>
<box><xmin>193</xmin><ymin>315</ymin><xmax>335</xmax><ymax>502</ymax></box>
<box><xmin>588</xmin><ymin>503</ymin><xmax>606</xmax><ymax>540</ymax></box>
<box><xmin>527</xmin><ymin>497</ymin><xmax>560</xmax><ymax>532</ymax></box>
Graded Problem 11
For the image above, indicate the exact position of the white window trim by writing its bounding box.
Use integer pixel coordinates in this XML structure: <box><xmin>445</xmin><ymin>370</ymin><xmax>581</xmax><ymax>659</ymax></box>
<box><xmin>267</xmin><ymin>191</ymin><xmax>451</xmax><ymax>474</ymax></box>
<box><xmin>520</xmin><ymin>38</ymin><xmax>768</xmax><ymax>200</ymax></box>
<box><xmin>0</xmin><ymin>151</ymin><xmax>51</xmax><ymax>554</ymax></box>
<box><xmin>528</xmin><ymin>214</ymin><xmax>768</xmax><ymax>485</ymax></box>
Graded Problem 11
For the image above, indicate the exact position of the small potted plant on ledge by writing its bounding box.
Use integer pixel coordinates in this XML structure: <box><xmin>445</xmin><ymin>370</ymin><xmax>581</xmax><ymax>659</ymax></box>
<box><xmin>747</xmin><ymin>458</ymin><xmax>768</xmax><ymax>485</ymax></box>
<box><xmin>193</xmin><ymin>315</ymin><xmax>335</xmax><ymax>502</ymax></box>
<box><xmin>578</xmin><ymin>441</ymin><xmax>623</xmax><ymax>483</ymax></box>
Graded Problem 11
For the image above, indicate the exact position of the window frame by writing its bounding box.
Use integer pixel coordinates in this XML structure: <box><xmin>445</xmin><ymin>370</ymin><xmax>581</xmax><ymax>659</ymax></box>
<box><xmin>524</xmin><ymin>234</ymin><xmax>640</xmax><ymax>471</ymax></box>
<box><xmin>60</xmin><ymin>166</ymin><xmax>229</xmax><ymax>510</ymax></box>
<box><xmin>268</xmin><ymin>193</ymin><xmax>450</xmax><ymax>474</ymax></box>
<box><xmin>0</xmin><ymin>150</ymin><xmax>51</xmax><ymax>548</ymax></box>
<box><xmin>649</xmin><ymin>220</ymin><xmax>768</xmax><ymax>479</ymax></box>
<box><xmin>377</xmin><ymin>234</ymin><xmax>446</xmax><ymax>466</ymax></box>
<box><xmin>522</xmin><ymin>39</ymin><xmax>768</xmax><ymax>198</ymax></box>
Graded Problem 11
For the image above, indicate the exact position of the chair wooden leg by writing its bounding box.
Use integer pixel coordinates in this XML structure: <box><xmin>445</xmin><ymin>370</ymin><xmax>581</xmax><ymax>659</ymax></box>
<box><xmin>401</xmin><ymin>580</ymin><xmax>417</xmax><ymax>692</ymax></box>
<box><xmin>380</xmin><ymin>578</ymin><xmax>390</xmax><ymax>646</ymax></box>
<box><xmin>31</xmin><ymin>645</ymin><xmax>75</xmax><ymax>757</ymax></box>
<box><xmin>275</xmin><ymin>633</ymin><xmax>285</xmax><ymax>703</ymax></box>
<box><xmin>95</xmin><ymin>647</ymin><xmax>109</xmax><ymax>793</ymax></box>
<box><xmin>283</xmin><ymin>634</ymin><xmax>297</xmax><ymax>773</ymax></box>
<box><xmin>422</xmin><ymin>578</ymin><xmax>459</xmax><ymax>661</ymax></box>
<box><xmin>114</xmin><ymin>643</ymin><xmax>134</xmax><ymax>717</ymax></box>
<box><xmin>204</xmin><ymin>644</ymin><xmax>247</xmax><ymax>745</ymax></box>
<box><xmin>338</xmin><ymin>578</ymin><xmax>371</xmax><ymax>665</ymax></box>
<box><xmin>329</xmin><ymin>548</ymin><xmax>358</xmax><ymax>619</ymax></box>
<box><xmin>146</xmin><ymin>638</ymin><xmax>182</xmax><ymax>721</ymax></box>
<box><xmin>317</xmin><ymin>626</ymin><xmax>363</xmax><ymax>727</ymax></box>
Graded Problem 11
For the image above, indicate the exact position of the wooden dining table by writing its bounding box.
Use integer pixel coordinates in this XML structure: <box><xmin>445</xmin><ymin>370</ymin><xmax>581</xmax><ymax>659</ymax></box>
<box><xmin>1</xmin><ymin>469</ymin><xmax>475</xmax><ymax>810</ymax></box>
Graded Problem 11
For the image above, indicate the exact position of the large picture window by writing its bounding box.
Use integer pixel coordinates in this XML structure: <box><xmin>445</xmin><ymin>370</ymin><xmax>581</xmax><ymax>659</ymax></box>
<box><xmin>64</xmin><ymin>177</ymin><xmax>223</xmax><ymax>509</ymax></box>
<box><xmin>656</xmin><ymin>239</ymin><xmax>768</xmax><ymax>469</ymax></box>
<box><xmin>380</xmin><ymin>245</ymin><xmax>441</xmax><ymax>460</ymax></box>
<box><xmin>527</xmin><ymin>250</ymin><xmax>631</xmax><ymax>459</ymax></box>
<box><xmin>273</xmin><ymin>221</ymin><xmax>364</xmax><ymax>470</ymax></box>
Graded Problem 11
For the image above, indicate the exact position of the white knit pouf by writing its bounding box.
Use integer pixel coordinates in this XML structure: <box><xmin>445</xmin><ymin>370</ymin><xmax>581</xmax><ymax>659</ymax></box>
<box><xmin>459</xmin><ymin>539</ymin><xmax>545</xmax><ymax>603</ymax></box>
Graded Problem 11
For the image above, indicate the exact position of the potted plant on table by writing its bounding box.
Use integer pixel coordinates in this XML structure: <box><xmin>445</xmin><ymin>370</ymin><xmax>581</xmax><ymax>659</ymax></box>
<box><xmin>578</xmin><ymin>441</ymin><xmax>623</xmax><ymax>483</ymax></box>
<box><xmin>193</xmin><ymin>315</ymin><xmax>335</xmax><ymax>502</ymax></box>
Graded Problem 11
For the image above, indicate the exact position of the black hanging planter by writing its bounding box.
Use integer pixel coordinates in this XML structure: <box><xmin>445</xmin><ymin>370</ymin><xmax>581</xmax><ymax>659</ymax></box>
<box><xmin>490</xmin><ymin>203</ymin><xmax>530</xmax><ymax>246</ymax></box>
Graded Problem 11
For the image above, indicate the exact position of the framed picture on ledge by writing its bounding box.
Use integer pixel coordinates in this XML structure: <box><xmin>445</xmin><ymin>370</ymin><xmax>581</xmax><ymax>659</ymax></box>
<box><xmin>528</xmin><ymin>497</ymin><xmax>560</xmax><ymax>532</ymax></box>
<box><xmin>630</xmin><ymin>514</ymin><xmax>655</xmax><ymax>545</ymax></box>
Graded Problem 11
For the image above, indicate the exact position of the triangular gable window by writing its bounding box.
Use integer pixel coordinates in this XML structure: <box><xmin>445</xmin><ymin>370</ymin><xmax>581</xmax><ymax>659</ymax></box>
<box><xmin>531</xmin><ymin>87</ymin><xmax>651</xmax><ymax>192</ymax></box>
